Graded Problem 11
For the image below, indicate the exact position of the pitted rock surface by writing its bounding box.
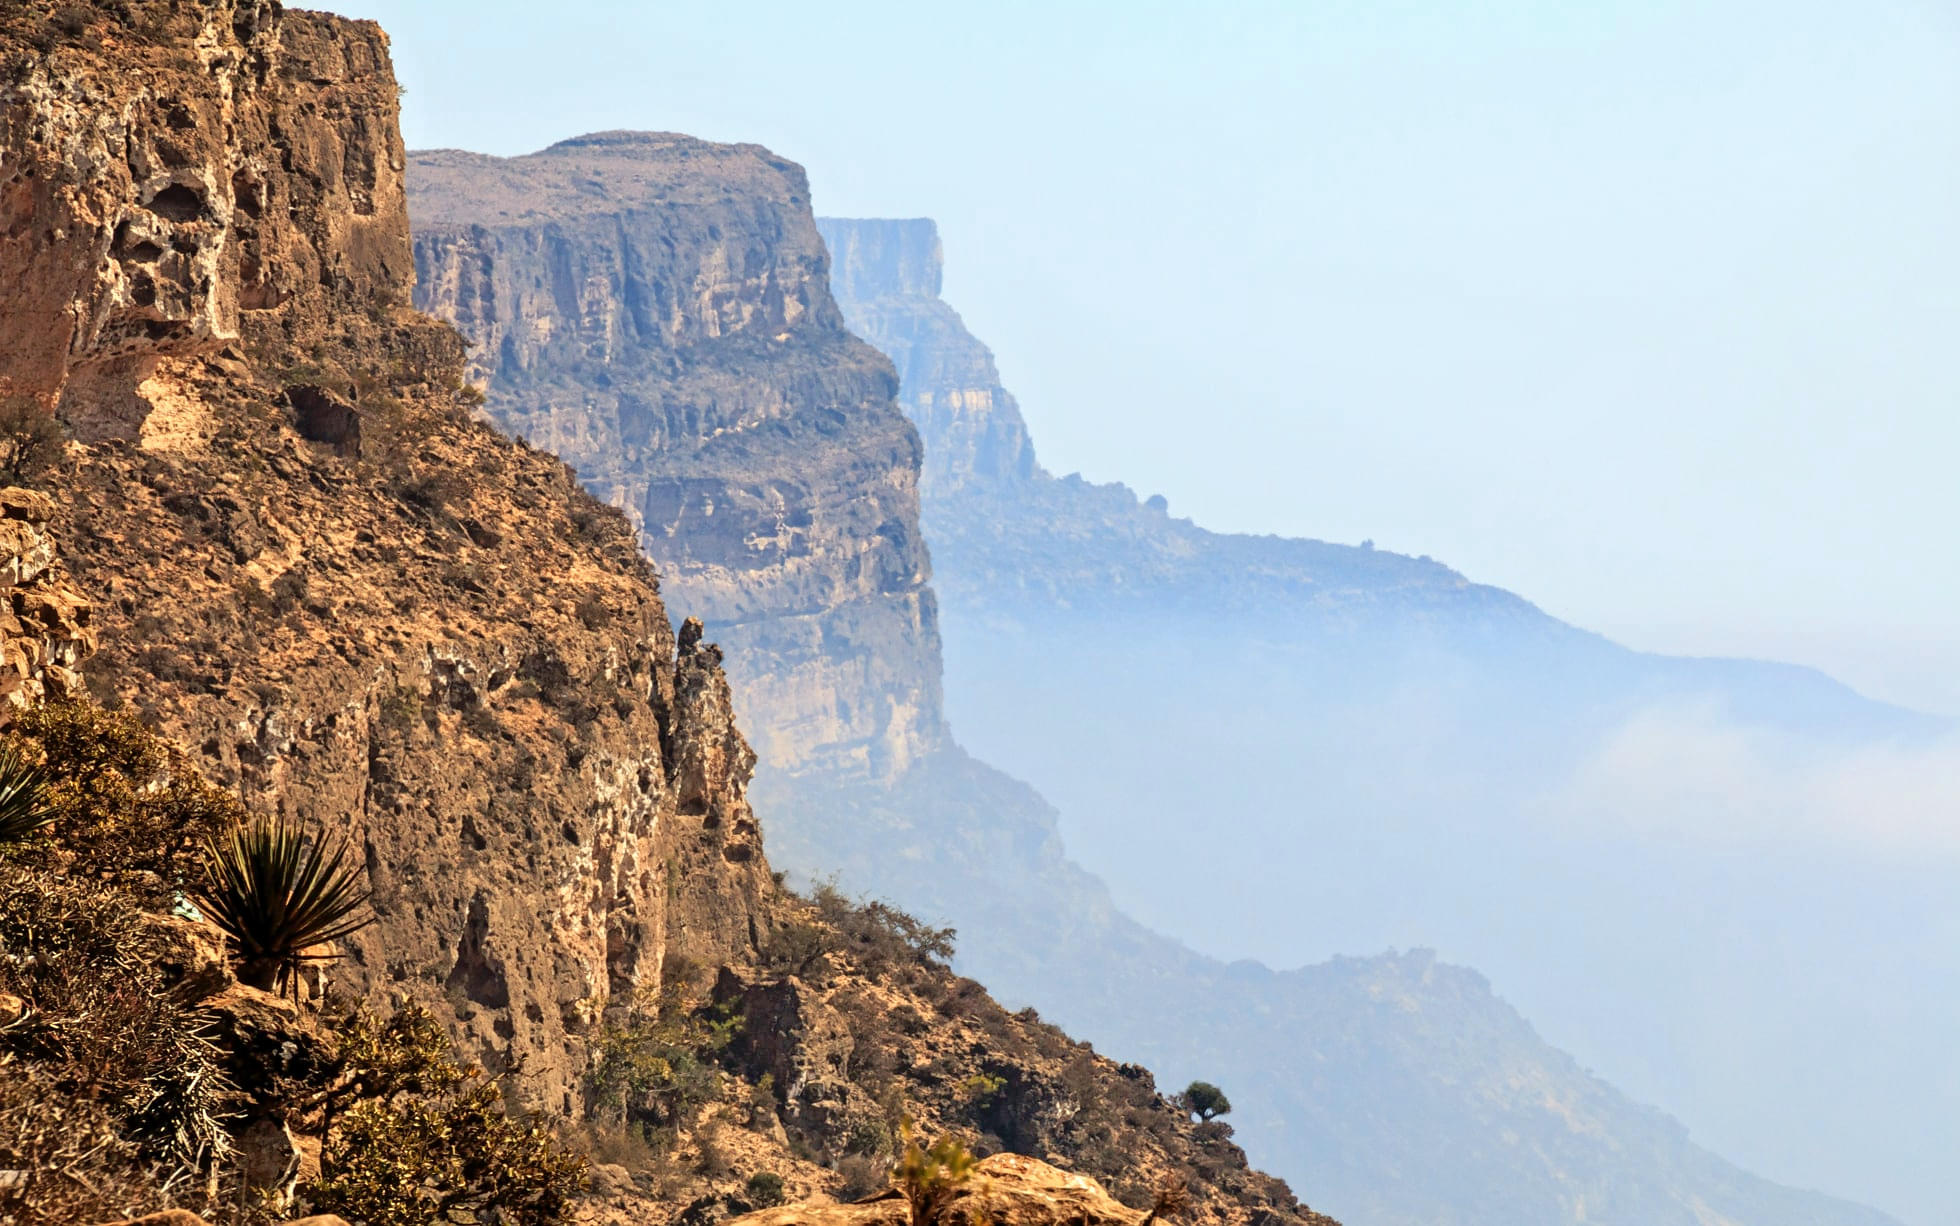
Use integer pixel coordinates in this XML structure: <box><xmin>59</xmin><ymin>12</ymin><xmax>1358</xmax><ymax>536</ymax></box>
<box><xmin>0</xmin><ymin>486</ymin><xmax>95</xmax><ymax>716</ymax></box>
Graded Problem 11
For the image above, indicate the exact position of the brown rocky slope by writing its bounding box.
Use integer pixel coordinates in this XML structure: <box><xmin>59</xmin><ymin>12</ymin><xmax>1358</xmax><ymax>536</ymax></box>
<box><xmin>2</xmin><ymin>0</ymin><xmax>783</xmax><ymax>1119</ymax></box>
<box><xmin>1</xmin><ymin>5</ymin><xmax>1334</xmax><ymax>1225</ymax></box>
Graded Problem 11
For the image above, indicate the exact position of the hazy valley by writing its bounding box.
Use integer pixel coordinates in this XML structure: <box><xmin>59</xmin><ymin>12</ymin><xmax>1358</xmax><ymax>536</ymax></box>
<box><xmin>0</xmin><ymin>3</ymin><xmax>1945</xmax><ymax>1226</ymax></box>
<box><xmin>402</xmin><ymin>133</ymin><xmax>1931</xmax><ymax>1226</ymax></box>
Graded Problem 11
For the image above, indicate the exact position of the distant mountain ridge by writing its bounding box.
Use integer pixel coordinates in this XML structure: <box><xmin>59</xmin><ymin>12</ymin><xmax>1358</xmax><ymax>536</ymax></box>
<box><xmin>819</xmin><ymin>217</ymin><xmax>1930</xmax><ymax>734</ymax></box>
<box><xmin>816</xmin><ymin>215</ymin><xmax>1935</xmax><ymax>1226</ymax></box>
<box><xmin>387</xmin><ymin>142</ymin><xmax>1909</xmax><ymax>1224</ymax></box>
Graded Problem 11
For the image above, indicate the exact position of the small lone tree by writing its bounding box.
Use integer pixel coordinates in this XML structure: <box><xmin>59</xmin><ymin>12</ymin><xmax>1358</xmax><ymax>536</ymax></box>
<box><xmin>1179</xmin><ymin>1081</ymin><xmax>1232</xmax><ymax>1122</ymax></box>
<box><xmin>893</xmin><ymin>1119</ymin><xmax>979</xmax><ymax>1226</ymax></box>
<box><xmin>0</xmin><ymin>395</ymin><xmax>61</xmax><ymax>486</ymax></box>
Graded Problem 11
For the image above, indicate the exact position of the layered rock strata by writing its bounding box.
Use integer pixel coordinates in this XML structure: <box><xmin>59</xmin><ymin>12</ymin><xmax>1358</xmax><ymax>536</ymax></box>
<box><xmin>822</xmin><ymin>220</ymin><xmax>1036</xmax><ymax>496</ymax></box>
<box><xmin>408</xmin><ymin>136</ymin><xmax>945</xmax><ymax>782</ymax></box>
<box><xmin>2</xmin><ymin>15</ymin><xmax>1342</xmax><ymax>1226</ymax></box>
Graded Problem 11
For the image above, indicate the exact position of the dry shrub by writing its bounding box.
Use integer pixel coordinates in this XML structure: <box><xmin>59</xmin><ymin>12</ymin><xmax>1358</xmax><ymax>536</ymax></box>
<box><xmin>809</xmin><ymin>884</ymin><xmax>955</xmax><ymax>977</ymax></box>
<box><xmin>761</xmin><ymin>918</ymin><xmax>836</xmax><ymax>979</ymax></box>
<box><xmin>8</xmin><ymin>699</ymin><xmax>243</xmax><ymax>896</ymax></box>
<box><xmin>0</xmin><ymin>395</ymin><xmax>61</xmax><ymax>486</ymax></box>
<box><xmin>0</xmin><ymin>866</ymin><xmax>228</xmax><ymax>1209</ymax></box>
<box><xmin>588</xmin><ymin>981</ymin><xmax>735</xmax><ymax>1131</ymax></box>
<box><xmin>0</xmin><ymin>1067</ymin><xmax>171</xmax><ymax>1225</ymax></box>
<box><xmin>835</xmin><ymin>1154</ymin><xmax>889</xmax><ymax>1201</ymax></box>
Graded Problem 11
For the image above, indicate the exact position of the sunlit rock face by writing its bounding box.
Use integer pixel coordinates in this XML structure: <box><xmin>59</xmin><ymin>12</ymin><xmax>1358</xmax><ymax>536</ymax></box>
<box><xmin>2</xmin><ymin>5</ymin><xmax>774</xmax><ymax>1116</ymax></box>
<box><xmin>0</xmin><ymin>2</ymin><xmax>413</xmax><ymax>433</ymax></box>
<box><xmin>409</xmin><ymin>135</ymin><xmax>946</xmax><ymax>783</ymax></box>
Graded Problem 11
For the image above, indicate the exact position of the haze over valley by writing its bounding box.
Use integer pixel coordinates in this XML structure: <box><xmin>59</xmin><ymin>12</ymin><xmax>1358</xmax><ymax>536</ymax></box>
<box><xmin>3</xmin><ymin>4</ymin><xmax>1950</xmax><ymax>1226</ymax></box>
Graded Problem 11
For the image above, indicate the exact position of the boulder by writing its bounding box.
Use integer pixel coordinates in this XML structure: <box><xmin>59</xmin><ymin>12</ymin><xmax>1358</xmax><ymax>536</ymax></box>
<box><xmin>724</xmin><ymin>1154</ymin><xmax>1144</xmax><ymax>1226</ymax></box>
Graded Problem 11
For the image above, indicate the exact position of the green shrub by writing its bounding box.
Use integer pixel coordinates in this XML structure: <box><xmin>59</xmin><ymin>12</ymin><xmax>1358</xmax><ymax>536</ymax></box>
<box><xmin>893</xmin><ymin>1123</ymin><xmax>978</xmax><ymax>1226</ymax></box>
<box><xmin>8</xmin><ymin>700</ymin><xmax>243</xmax><ymax>895</ymax></box>
<box><xmin>190</xmin><ymin>813</ymin><xmax>373</xmax><ymax>995</ymax></box>
<box><xmin>306</xmin><ymin>1003</ymin><xmax>586</xmax><ymax>1225</ymax></box>
<box><xmin>744</xmin><ymin>1170</ymin><xmax>786</xmax><ymax>1208</ymax></box>
<box><xmin>956</xmin><ymin>1072</ymin><xmax>1006</xmax><ymax>1108</ymax></box>
<box><xmin>588</xmin><ymin>983</ymin><xmax>735</xmax><ymax>1129</ymax></box>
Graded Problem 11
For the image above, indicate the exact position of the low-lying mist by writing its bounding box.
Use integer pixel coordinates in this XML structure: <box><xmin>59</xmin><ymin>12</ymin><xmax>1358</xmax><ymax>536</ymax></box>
<box><xmin>936</xmin><ymin>608</ymin><xmax>1957</xmax><ymax>1226</ymax></box>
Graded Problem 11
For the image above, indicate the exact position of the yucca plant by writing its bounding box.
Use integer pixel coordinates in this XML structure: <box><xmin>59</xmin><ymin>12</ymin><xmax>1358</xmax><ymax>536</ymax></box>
<box><xmin>0</xmin><ymin>742</ymin><xmax>52</xmax><ymax>846</ymax></box>
<box><xmin>190</xmin><ymin>814</ymin><xmax>373</xmax><ymax>996</ymax></box>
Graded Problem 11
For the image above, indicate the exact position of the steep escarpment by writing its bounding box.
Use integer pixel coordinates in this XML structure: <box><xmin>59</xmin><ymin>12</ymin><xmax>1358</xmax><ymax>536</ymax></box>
<box><xmin>822</xmin><ymin>221</ymin><xmax>1036</xmax><ymax>496</ymax></box>
<box><xmin>1</xmin><ymin>11</ymin><xmax>1343</xmax><ymax>1226</ymax></box>
<box><xmin>408</xmin><ymin>136</ymin><xmax>945</xmax><ymax>783</ymax></box>
<box><xmin>2</xmin><ymin>0</ymin><xmax>773</xmax><ymax>1117</ymax></box>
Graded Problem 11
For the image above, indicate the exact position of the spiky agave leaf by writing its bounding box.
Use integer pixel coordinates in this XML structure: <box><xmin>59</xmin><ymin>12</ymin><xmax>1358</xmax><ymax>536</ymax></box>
<box><xmin>0</xmin><ymin>742</ymin><xmax>52</xmax><ymax>846</ymax></box>
<box><xmin>191</xmin><ymin>814</ymin><xmax>373</xmax><ymax>995</ymax></box>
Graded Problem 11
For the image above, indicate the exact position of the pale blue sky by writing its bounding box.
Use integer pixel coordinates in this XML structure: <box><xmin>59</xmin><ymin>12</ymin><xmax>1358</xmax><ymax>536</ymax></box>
<box><xmin>337</xmin><ymin>0</ymin><xmax>1960</xmax><ymax>715</ymax></box>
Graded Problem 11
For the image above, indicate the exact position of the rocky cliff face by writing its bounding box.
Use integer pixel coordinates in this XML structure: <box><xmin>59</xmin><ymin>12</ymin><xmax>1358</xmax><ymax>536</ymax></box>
<box><xmin>1</xmin><ymin>1</ymin><xmax>412</xmax><ymax>429</ymax></box>
<box><xmin>1</xmin><ymin>13</ymin><xmax>1342</xmax><ymax>1226</ymax></box>
<box><xmin>1</xmin><ymin>0</ymin><xmax>773</xmax><ymax>1117</ymax></box>
<box><xmin>407</xmin><ymin>137</ymin><xmax>945</xmax><ymax>783</ymax></box>
<box><xmin>0</xmin><ymin>487</ymin><xmax>95</xmax><ymax>715</ymax></box>
<box><xmin>821</xmin><ymin>220</ymin><xmax>1036</xmax><ymax>497</ymax></box>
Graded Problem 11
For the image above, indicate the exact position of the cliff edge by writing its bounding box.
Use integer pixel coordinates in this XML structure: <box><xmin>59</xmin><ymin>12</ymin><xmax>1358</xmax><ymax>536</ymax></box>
<box><xmin>409</xmin><ymin>134</ymin><xmax>946</xmax><ymax>783</ymax></box>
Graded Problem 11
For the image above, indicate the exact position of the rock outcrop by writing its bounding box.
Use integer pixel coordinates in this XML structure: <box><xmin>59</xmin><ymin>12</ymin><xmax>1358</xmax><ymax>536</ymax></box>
<box><xmin>726</xmin><ymin>1155</ymin><xmax>1150</xmax><ymax>1226</ymax></box>
<box><xmin>408</xmin><ymin>135</ymin><xmax>945</xmax><ymax>783</ymax></box>
<box><xmin>0</xmin><ymin>1</ymin><xmax>412</xmax><ymax>432</ymax></box>
<box><xmin>821</xmin><ymin>221</ymin><xmax>1035</xmax><ymax>497</ymax></box>
<box><xmin>0</xmin><ymin>486</ymin><xmax>94</xmax><ymax>715</ymax></box>
<box><xmin>1</xmin><ymin>0</ymin><xmax>772</xmax><ymax>1116</ymax></box>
